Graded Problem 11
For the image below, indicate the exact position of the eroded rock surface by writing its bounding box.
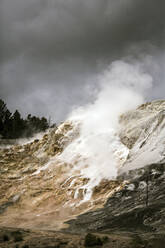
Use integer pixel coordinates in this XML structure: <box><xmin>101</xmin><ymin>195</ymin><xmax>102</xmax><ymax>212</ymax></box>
<box><xmin>66</xmin><ymin>163</ymin><xmax>165</xmax><ymax>233</ymax></box>
<box><xmin>0</xmin><ymin>100</ymin><xmax>165</xmax><ymax>247</ymax></box>
<box><xmin>119</xmin><ymin>100</ymin><xmax>165</xmax><ymax>172</ymax></box>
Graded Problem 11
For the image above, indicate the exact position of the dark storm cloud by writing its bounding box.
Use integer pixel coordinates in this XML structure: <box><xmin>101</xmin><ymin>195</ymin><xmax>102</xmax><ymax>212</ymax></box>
<box><xmin>0</xmin><ymin>0</ymin><xmax>165</xmax><ymax>121</ymax></box>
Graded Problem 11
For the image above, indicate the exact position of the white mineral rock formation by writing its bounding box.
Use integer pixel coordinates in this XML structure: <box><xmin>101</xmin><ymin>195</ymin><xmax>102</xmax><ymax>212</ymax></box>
<box><xmin>119</xmin><ymin>100</ymin><xmax>165</xmax><ymax>173</ymax></box>
<box><xmin>0</xmin><ymin>100</ymin><xmax>165</xmax><ymax>230</ymax></box>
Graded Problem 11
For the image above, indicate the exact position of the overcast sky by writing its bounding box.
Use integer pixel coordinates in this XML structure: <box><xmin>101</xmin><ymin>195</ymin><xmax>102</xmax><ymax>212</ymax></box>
<box><xmin>0</xmin><ymin>0</ymin><xmax>165</xmax><ymax>122</ymax></box>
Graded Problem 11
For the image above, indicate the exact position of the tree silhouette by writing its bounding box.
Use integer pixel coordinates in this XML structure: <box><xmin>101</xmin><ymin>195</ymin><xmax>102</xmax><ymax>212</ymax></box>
<box><xmin>0</xmin><ymin>99</ymin><xmax>51</xmax><ymax>139</ymax></box>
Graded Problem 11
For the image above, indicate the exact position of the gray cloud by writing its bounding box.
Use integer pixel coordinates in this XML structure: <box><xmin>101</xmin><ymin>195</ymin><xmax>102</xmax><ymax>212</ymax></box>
<box><xmin>0</xmin><ymin>0</ymin><xmax>165</xmax><ymax>121</ymax></box>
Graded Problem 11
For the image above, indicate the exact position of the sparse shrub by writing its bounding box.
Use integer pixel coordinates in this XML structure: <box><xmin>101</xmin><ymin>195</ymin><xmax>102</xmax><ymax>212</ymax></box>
<box><xmin>14</xmin><ymin>235</ymin><xmax>23</xmax><ymax>242</ymax></box>
<box><xmin>102</xmin><ymin>236</ymin><xmax>109</xmax><ymax>243</ymax></box>
<box><xmin>3</xmin><ymin>234</ymin><xmax>9</xmax><ymax>241</ymax></box>
<box><xmin>12</xmin><ymin>231</ymin><xmax>23</xmax><ymax>242</ymax></box>
<box><xmin>84</xmin><ymin>233</ymin><xmax>103</xmax><ymax>247</ymax></box>
<box><xmin>22</xmin><ymin>245</ymin><xmax>29</xmax><ymax>248</ymax></box>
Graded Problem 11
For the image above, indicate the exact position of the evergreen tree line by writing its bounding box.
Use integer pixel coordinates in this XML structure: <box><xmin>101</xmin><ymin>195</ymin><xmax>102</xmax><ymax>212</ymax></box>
<box><xmin>0</xmin><ymin>99</ymin><xmax>50</xmax><ymax>139</ymax></box>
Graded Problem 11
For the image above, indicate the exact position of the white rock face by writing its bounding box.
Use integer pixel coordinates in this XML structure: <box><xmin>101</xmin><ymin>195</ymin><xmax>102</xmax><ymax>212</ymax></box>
<box><xmin>119</xmin><ymin>100</ymin><xmax>165</xmax><ymax>173</ymax></box>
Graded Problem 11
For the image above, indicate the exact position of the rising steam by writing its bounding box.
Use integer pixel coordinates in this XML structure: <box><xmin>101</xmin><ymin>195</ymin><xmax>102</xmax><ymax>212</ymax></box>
<box><xmin>59</xmin><ymin>60</ymin><xmax>153</xmax><ymax>200</ymax></box>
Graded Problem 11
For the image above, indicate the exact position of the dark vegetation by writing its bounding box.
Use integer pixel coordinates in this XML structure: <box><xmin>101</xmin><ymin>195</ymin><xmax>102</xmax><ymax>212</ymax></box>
<box><xmin>12</xmin><ymin>231</ymin><xmax>23</xmax><ymax>242</ymax></box>
<box><xmin>0</xmin><ymin>227</ymin><xmax>164</xmax><ymax>248</ymax></box>
<box><xmin>84</xmin><ymin>233</ymin><xmax>109</xmax><ymax>247</ymax></box>
<box><xmin>84</xmin><ymin>233</ymin><xmax>103</xmax><ymax>247</ymax></box>
<box><xmin>0</xmin><ymin>99</ymin><xmax>51</xmax><ymax>139</ymax></box>
<box><xmin>3</xmin><ymin>234</ymin><xmax>9</xmax><ymax>242</ymax></box>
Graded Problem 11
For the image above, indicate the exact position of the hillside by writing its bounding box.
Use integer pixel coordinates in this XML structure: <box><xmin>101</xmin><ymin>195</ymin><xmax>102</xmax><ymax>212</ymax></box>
<box><xmin>0</xmin><ymin>100</ymin><xmax>165</xmax><ymax>247</ymax></box>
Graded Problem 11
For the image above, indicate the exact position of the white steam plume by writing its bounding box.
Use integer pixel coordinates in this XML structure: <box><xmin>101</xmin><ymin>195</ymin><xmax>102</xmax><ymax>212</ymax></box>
<box><xmin>59</xmin><ymin>60</ymin><xmax>153</xmax><ymax>200</ymax></box>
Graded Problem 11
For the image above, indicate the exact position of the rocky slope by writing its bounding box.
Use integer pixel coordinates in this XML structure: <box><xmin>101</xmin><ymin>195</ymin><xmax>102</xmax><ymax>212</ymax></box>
<box><xmin>119</xmin><ymin>100</ymin><xmax>165</xmax><ymax>172</ymax></box>
<box><xmin>66</xmin><ymin>163</ymin><xmax>165</xmax><ymax>233</ymax></box>
<box><xmin>0</xmin><ymin>100</ymin><xmax>165</xmax><ymax>247</ymax></box>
